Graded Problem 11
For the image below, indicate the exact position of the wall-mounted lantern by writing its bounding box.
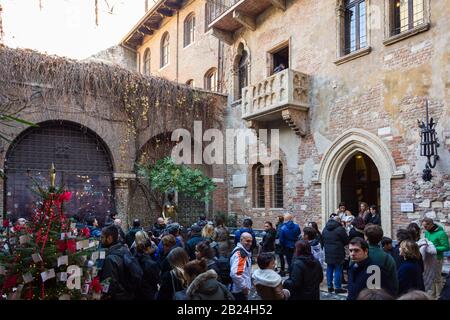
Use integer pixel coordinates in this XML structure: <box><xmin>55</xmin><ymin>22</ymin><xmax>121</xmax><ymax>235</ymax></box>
<box><xmin>417</xmin><ymin>100</ymin><xmax>439</xmax><ymax>181</ymax></box>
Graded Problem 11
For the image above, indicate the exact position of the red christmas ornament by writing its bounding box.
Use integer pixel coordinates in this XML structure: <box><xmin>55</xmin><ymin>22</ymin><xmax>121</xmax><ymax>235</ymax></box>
<box><xmin>59</xmin><ymin>191</ymin><xmax>72</xmax><ymax>203</ymax></box>
<box><xmin>2</xmin><ymin>219</ymin><xmax>9</xmax><ymax>227</ymax></box>
<box><xmin>90</xmin><ymin>277</ymin><xmax>102</xmax><ymax>294</ymax></box>
<box><xmin>66</xmin><ymin>239</ymin><xmax>76</xmax><ymax>253</ymax></box>
<box><xmin>81</xmin><ymin>227</ymin><xmax>90</xmax><ymax>238</ymax></box>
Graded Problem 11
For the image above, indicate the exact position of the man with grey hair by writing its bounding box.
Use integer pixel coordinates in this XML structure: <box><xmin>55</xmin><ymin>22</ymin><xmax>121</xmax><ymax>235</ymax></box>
<box><xmin>230</xmin><ymin>232</ymin><xmax>253</xmax><ymax>300</ymax></box>
<box><xmin>422</xmin><ymin>217</ymin><xmax>450</xmax><ymax>298</ymax></box>
<box><xmin>114</xmin><ymin>218</ymin><xmax>126</xmax><ymax>244</ymax></box>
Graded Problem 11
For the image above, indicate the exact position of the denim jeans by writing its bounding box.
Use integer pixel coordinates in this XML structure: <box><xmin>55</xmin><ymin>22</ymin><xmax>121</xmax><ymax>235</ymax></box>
<box><xmin>326</xmin><ymin>263</ymin><xmax>343</xmax><ymax>289</ymax></box>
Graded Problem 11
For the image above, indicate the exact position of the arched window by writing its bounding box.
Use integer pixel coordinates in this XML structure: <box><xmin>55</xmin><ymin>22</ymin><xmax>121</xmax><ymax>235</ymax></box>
<box><xmin>271</xmin><ymin>161</ymin><xmax>283</xmax><ymax>208</ymax></box>
<box><xmin>204</xmin><ymin>68</ymin><xmax>218</xmax><ymax>92</ymax></box>
<box><xmin>4</xmin><ymin>121</ymin><xmax>115</xmax><ymax>224</ymax></box>
<box><xmin>253</xmin><ymin>163</ymin><xmax>265</xmax><ymax>208</ymax></box>
<box><xmin>184</xmin><ymin>13</ymin><xmax>196</xmax><ymax>47</ymax></box>
<box><xmin>238</xmin><ymin>49</ymin><xmax>248</xmax><ymax>99</ymax></box>
<box><xmin>186</xmin><ymin>79</ymin><xmax>194</xmax><ymax>87</ymax></box>
<box><xmin>161</xmin><ymin>32</ymin><xmax>170</xmax><ymax>67</ymax></box>
<box><xmin>143</xmin><ymin>48</ymin><xmax>151</xmax><ymax>75</ymax></box>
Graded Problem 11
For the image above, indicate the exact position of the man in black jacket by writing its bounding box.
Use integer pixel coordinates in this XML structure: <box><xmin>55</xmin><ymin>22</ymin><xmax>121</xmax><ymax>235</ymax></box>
<box><xmin>347</xmin><ymin>237</ymin><xmax>372</xmax><ymax>300</ymax></box>
<box><xmin>151</xmin><ymin>217</ymin><xmax>167</xmax><ymax>239</ymax></box>
<box><xmin>261</xmin><ymin>221</ymin><xmax>277</xmax><ymax>253</ymax></box>
<box><xmin>99</xmin><ymin>225</ymin><xmax>134</xmax><ymax>300</ymax></box>
<box><xmin>322</xmin><ymin>215</ymin><xmax>349</xmax><ymax>294</ymax></box>
<box><xmin>185</xmin><ymin>224</ymin><xmax>204</xmax><ymax>260</ymax></box>
<box><xmin>347</xmin><ymin>237</ymin><xmax>392</xmax><ymax>300</ymax></box>
<box><xmin>364</xmin><ymin>205</ymin><xmax>381</xmax><ymax>226</ymax></box>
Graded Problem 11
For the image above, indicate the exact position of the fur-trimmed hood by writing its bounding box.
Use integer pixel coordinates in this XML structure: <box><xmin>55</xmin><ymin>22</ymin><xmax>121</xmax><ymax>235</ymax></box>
<box><xmin>252</xmin><ymin>269</ymin><xmax>282</xmax><ymax>288</ymax></box>
<box><xmin>186</xmin><ymin>269</ymin><xmax>219</xmax><ymax>297</ymax></box>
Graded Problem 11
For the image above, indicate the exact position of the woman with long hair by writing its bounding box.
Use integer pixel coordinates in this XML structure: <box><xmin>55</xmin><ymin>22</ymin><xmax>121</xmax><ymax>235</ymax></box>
<box><xmin>201</xmin><ymin>223</ymin><xmax>215</xmax><ymax>243</ymax></box>
<box><xmin>358</xmin><ymin>202</ymin><xmax>370</xmax><ymax>220</ymax></box>
<box><xmin>157</xmin><ymin>247</ymin><xmax>189</xmax><ymax>300</ymax></box>
<box><xmin>307</xmin><ymin>221</ymin><xmax>323</xmax><ymax>248</ymax></box>
<box><xmin>283</xmin><ymin>240</ymin><xmax>323</xmax><ymax>300</ymax></box>
<box><xmin>213</xmin><ymin>216</ymin><xmax>230</xmax><ymax>257</ymax></box>
<box><xmin>398</xmin><ymin>240</ymin><xmax>425</xmax><ymax>295</ymax></box>
<box><xmin>407</xmin><ymin>222</ymin><xmax>438</xmax><ymax>294</ymax></box>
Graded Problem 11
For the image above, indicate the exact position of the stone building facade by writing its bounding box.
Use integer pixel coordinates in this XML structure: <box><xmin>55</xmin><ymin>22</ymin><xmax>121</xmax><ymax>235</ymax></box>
<box><xmin>121</xmin><ymin>0</ymin><xmax>450</xmax><ymax>236</ymax></box>
<box><xmin>0</xmin><ymin>47</ymin><xmax>227</xmax><ymax>229</ymax></box>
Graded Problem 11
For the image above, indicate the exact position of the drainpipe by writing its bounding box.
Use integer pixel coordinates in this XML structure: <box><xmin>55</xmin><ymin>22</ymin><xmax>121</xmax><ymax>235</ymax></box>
<box><xmin>176</xmin><ymin>10</ymin><xmax>179</xmax><ymax>82</ymax></box>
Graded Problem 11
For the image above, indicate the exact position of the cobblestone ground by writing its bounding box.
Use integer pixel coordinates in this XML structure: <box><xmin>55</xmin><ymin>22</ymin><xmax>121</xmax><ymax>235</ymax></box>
<box><xmin>249</xmin><ymin>287</ymin><xmax>347</xmax><ymax>300</ymax></box>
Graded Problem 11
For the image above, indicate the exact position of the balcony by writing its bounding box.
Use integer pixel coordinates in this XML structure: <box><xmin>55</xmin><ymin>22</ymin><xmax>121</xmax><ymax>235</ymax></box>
<box><xmin>206</xmin><ymin>0</ymin><xmax>286</xmax><ymax>44</ymax></box>
<box><xmin>241</xmin><ymin>68</ymin><xmax>311</xmax><ymax>136</ymax></box>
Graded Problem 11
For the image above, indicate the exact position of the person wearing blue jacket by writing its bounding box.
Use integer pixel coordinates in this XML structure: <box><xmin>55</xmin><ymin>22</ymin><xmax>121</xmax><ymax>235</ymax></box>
<box><xmin>234</xmin><ymin>218</ymin><xmax>257</xmax><ymax>251</ymax></box>
<box><xmin>279</xmin><ymin>214</ymin><xmax>301</xmax><ymax>271</ymax></box>
<box><xmin>86</xmin><ymin>215</ymin><xmax>102</xmax><ymax>238</ymax></box>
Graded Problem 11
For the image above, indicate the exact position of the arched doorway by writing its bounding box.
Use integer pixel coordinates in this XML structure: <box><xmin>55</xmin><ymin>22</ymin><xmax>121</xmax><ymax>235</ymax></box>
<box><xmin>318</xmin><ymin>129</ymin><xmax>405</xmax><ymax>236</ymax></box>
<box><xmin>4</xmin><ymin>121</ymin><xmax>115</xmax><ymax>225</ymax></box>
<box><xmin>340</xmin><ymin>152</ymin><xmax>380</xmax><ymax>216</ymax></box>
<box><xmin>134</xmin><ymin>133</ymin><xmax>210</xmax><ymax>227</ymax></box>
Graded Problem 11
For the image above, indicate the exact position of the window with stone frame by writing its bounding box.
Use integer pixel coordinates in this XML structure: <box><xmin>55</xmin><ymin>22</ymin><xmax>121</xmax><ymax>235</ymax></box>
<box><xmin>184</xmin><ymin>13</ymin><xmax>196</xmax><ymax>47</ymax></box>
<box><xmin>143</xmin><ymin>48</ymin><xmax>151</xmax><ymax>75</ymax></box>
<box><xmin>160</xmin><ymin>32</ymin><xmax>170</xmax><ymax>68</ymax></box>
<box><xmin>204</xmin><ymin>68</ymin><xmax>218</xmax><ymax>92</ymax></box>
<box><xmin>390</xmin><ymin>0</ymin><xmax>425</xmax><ymax>36</ymax></box>
<box><xmin>237</xmin><ymin>50</ymin><xmax>248</xmax><ymax>100</ymax></box>
<box><xmin>270</xmin><ymin>161</ymin><xmax>284</xmax><ymax>208</ymax></box>
<box><xmin>344</xmin><ymin>0</ymin><xmax>367</xmax><ymax>54</ymax></box>
<box><xmin>253</xmin><ymin>163</ymin><xmax>265</xmax><ymax>208</ymax></box>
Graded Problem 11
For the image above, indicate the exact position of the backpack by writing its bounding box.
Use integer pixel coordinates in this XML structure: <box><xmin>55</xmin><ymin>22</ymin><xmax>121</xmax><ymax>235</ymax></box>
<box><xmin>120</xmin><ymin>251</ymin><xmax>144</xmax><ymax>294</ymax></box>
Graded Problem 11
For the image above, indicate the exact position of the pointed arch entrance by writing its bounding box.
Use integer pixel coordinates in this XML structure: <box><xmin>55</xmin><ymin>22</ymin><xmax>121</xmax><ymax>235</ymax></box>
<box><xmin>318</xmin><ymin>129</ymin><xmax>404</xmax><ymax>236</ymax></box>
<box><xmin>340</xmin><ymin>152</ymin><xmax>380</xmax><ymax>216</ymax></box>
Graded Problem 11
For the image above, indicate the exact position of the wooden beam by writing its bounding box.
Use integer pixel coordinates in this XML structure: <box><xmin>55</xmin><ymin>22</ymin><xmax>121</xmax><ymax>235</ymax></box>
<box><xmin>269</xmin><ymin>0</ymin><xmax>286</xmax><ymax>11</ymax></box>
<box><xmin>157</xmin><ymin>7</ymin><xmax>174</xmax><ymax>17</ymax></box>
<box><xmin>165</xmin><ymin>1</ymin><xmax>182</xmax><ymax>10</ymax></box>
<box><xmin>139</xmin><ymin>26</ymin><xmax>154</xmax><ymax>35</ymax></box>
<box><xmin>145</xmin><ymin>21</ymin><xmax>161</xmax><ymax>30</ymax></box>
<box><xmin>232</xmin><ymin>10</ymin><xmax>256</xmax><ymax>31</ymax></box>
<box><xmin>211</xmin><ymin>27</ymin><xmax>234</xmax><ymax>45</ymax></box>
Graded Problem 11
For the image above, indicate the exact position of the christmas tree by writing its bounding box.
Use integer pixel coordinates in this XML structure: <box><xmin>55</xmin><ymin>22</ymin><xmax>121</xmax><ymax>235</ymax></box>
<box><xmin>0</xmin><ymin>164</ymin><xmax>103</xmax><ymax>300</ymax></box>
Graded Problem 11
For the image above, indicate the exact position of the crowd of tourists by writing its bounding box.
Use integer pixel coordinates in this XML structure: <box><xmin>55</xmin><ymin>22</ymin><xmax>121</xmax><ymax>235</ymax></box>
<box><xmin>2</xmin><ymin>202</ymin><xmax>449</xmax><ymax>301</ymax></box>
<box><xmin>68</xmin><ymin>200</ymin><xmax>449</xmax><ymax>301</ymax></box>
